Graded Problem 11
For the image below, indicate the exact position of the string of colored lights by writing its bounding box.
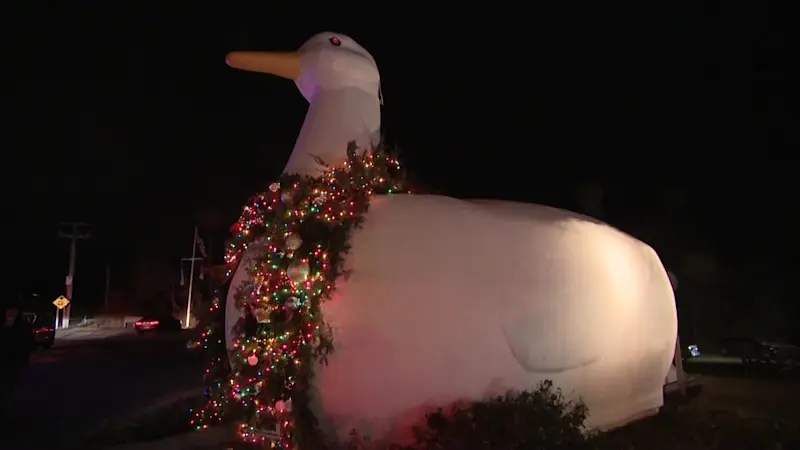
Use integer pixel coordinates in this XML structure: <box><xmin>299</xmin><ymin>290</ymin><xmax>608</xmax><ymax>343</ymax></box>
<box><xmin>192</xmin><ymin>143</ymin><xmax>409</xmax><ymax>448</ymax></box>
<box><xmin>190</xmin><ymin>296</ymin><xmax>231</xmax><ymax>429</ymax></box>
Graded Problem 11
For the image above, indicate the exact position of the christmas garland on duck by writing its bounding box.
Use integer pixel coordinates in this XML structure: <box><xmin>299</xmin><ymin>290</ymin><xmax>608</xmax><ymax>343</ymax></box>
<box><xmin>192</xmin><ymin>142</ymin><xmax>409</xmax><ymax>448</ymax></box>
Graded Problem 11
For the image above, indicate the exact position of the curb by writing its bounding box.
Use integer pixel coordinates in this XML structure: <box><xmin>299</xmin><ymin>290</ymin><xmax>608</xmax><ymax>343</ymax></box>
<box><xmin>102</xmin><ymin>425</ymin><xmax>235</xmax><ymax>450</ymax></box>
<box><xmin>55</xmin><ymin>329</ymin><xmax>132</xmax><ymax>341</ymax></box>
<box><xmin>88</xmin><ymin>387</ymin><xmax>205</xmax><ymax>436</ymax></box>
<box><xmin>126</xmin><ymin>387</ymin><xmax>205</xmax><ymax>419</ymax></box>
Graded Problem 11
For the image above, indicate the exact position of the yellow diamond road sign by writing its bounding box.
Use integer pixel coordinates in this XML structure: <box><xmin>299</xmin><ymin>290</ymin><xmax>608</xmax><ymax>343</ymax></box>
<box><xmin>53</xmin><ymin>296</ymin><xmax>70</xmax><ymax>310</ymax></box>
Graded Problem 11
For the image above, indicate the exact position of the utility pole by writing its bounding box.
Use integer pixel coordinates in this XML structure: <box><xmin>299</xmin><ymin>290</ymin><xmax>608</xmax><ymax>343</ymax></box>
<box><xmin>58</xmin><ymin>222</ymin><xmax>91</xmax><ymax>328</ymax></box>
<box><xmin>104</xmin><ymin>264</ymin><xmax>111</xmax><ymax>310</ymax></box>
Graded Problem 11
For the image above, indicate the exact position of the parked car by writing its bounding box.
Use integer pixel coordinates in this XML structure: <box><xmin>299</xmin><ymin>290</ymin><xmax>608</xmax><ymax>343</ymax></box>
<box><xmin>719</xmin><ymin>337</ymin><xmax>799</xmax><ymax>366</ymax></box>
<box><xmin>134</xmin><ymin>315</ymin><xmax>182</xmax><ymax>334</ymax></box>
<box><xmin>22</xmin><ymin>312</ymin><xmax>55</xmax><ymax>349</ymax></box>
<box><xmin>761</xmin><ymin>339</ymin><xmax>800</xmax><ymax>365</ymax></box>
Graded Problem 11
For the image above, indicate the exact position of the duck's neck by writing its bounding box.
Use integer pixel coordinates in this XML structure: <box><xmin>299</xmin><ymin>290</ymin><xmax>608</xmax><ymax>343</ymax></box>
<box><xmin>283</xmin><ymin>88</ymin><xmax>381</xmax><ymax>176</ymax></box>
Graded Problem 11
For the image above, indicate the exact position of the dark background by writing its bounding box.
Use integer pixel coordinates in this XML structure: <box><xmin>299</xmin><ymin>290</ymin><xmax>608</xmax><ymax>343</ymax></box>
<box><xmin>4</xmin><ymin>3</ymin><xmax>798</xmax><ymax>339</ymax></box>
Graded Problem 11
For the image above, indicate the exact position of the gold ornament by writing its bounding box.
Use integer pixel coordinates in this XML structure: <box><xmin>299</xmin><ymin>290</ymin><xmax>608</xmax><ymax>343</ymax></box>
<box><xmin>287</xmin><ymin>260</ymin><xmax>310</xmax><ymax>283</ymax></box>
<box><xmin>253</xmin><ymin>307</ymin><xmax>270</xmax><ymax>323</ymax></box>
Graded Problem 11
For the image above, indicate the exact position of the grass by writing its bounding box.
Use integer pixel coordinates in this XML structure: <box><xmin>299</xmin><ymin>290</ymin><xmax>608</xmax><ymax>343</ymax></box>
<box><xmin>588</xmin><ymin>374</ymin><xmax>800</xmax><ymax>450</ymax></box>
<box><xmin>589</xmin><ymin>406</ymin><xmax>800</xmax><ymax>449</ymax></box>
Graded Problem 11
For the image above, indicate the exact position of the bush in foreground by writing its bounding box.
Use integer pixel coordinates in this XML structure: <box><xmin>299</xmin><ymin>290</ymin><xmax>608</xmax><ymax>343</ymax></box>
<box><xmin>340</xmin><ymin>380</ymin><xmax>590</xmax><ymax>450</ymax></box>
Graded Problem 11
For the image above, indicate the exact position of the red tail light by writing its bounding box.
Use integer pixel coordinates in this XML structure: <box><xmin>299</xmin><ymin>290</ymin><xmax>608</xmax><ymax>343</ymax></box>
<box><xmin>135</xmin><ymin>320</ymin><xmax>159</xmax><ymax>327</ymax></box>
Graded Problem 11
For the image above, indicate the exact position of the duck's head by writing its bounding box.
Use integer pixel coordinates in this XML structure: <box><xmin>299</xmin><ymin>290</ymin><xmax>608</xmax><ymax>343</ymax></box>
<box><xmin>226</xmin><ymin>32</ymin><xmax>381</xmax><ymax>103</ymax></box>
<box><xmin>226</xmin><ymin>33</ymin><xmax>382</xmax><ymax>175</ymax></box>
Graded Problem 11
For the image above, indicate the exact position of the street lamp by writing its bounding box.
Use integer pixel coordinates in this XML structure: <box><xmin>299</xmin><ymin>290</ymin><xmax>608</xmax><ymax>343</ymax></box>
<box><xmin>180</xmin><ymin>226</ymin><xmax>208</xmax><ymax>329</ymax></box>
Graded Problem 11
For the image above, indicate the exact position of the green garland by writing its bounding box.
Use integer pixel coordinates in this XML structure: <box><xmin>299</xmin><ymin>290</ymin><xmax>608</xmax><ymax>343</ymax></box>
<box><xmin>193</xmin><ymin>142</ymin><xmax>408</xmax><ymax>449</ymax></box>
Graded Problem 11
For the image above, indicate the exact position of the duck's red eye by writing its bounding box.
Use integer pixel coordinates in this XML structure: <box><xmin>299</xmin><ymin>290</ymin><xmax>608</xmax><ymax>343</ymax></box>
<box><xmin>329</xmin><ymin>36</ymin><xmax>341</xmax><ymax>46</ymax></box>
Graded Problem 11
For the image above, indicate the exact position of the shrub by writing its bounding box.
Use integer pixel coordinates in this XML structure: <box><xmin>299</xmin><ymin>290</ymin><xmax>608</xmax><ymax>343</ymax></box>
<box><xmin>338</xmin><ymin>380</ymin><xmax>590</xmax><ymax>450</ymax></box>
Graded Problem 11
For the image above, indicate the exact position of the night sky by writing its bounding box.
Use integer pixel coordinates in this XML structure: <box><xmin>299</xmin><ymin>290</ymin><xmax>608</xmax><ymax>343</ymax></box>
<box><xmin>5</xmin><ymin>3</ymin><xmax>798</xmax><ymax>326</ymax></box>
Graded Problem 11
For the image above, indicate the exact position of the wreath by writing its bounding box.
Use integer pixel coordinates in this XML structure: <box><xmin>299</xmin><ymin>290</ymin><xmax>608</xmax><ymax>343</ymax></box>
<box><xmin>192</xmin><ymin>142</ymin><xmax>409</xmax><ymax>449</ymax></box>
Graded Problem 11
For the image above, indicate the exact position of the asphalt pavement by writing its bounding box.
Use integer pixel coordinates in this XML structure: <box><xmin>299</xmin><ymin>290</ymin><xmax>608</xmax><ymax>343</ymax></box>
<box><xmin>5</xmin><ymin>328</ymin><xmax>204</xmax><ymax>450</ymax></box>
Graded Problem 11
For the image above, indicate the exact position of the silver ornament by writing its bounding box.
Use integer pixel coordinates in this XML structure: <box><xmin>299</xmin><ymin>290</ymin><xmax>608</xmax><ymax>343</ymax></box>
<box><xmin>269</xmin><ymin>182</ymin><xmax>280</xmax><ymax>192</ymax></box>
<box><xmin>285</xmin><ymin>234</ymin><xmax>302</xmax><ymax>251</ymax></box>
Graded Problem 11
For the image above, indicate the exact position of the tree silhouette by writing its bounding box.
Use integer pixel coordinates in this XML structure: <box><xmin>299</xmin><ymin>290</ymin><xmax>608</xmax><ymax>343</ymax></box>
<box><xmin>129</xmin><ymin>251</ymin><xmax>177</xmax><ymax>315</ymax></box>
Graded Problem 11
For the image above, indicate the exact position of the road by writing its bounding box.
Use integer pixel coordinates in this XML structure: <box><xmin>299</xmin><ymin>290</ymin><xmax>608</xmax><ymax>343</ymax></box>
<box><xmin>5</xmin><ymin>328</ymin><xmax>205</xmax><ymax>450</ymax></box>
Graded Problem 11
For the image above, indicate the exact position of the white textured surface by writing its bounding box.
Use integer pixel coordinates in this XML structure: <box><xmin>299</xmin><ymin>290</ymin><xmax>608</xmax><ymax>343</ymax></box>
<box><xmin>226</xmin><ymin>195</ymin><xmax>678</xmax><ymax>444</ymax></box>
<box><xmin>284</xmin><ymin>87</ymin><xmax>380</xmax><ymax>175</ymax></box>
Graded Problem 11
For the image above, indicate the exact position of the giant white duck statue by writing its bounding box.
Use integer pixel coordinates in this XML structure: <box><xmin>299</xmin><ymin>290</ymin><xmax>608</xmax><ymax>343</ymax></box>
<box><xmin>223</xmin><ymin>32</ymin><xmax>678</xmax><ymax>445</ymax></box>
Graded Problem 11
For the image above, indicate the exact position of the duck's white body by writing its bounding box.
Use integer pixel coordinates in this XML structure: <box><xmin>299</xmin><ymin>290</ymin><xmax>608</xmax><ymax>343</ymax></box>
<box><xmin>224</xmin><ymin>32</ymin><xmax>678</xmax><ymax>446</ymax></box>
<box><xmin>226</xmin><ymin>196</ymin><xmax>677</xmax><ymax>443</ymax></box>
